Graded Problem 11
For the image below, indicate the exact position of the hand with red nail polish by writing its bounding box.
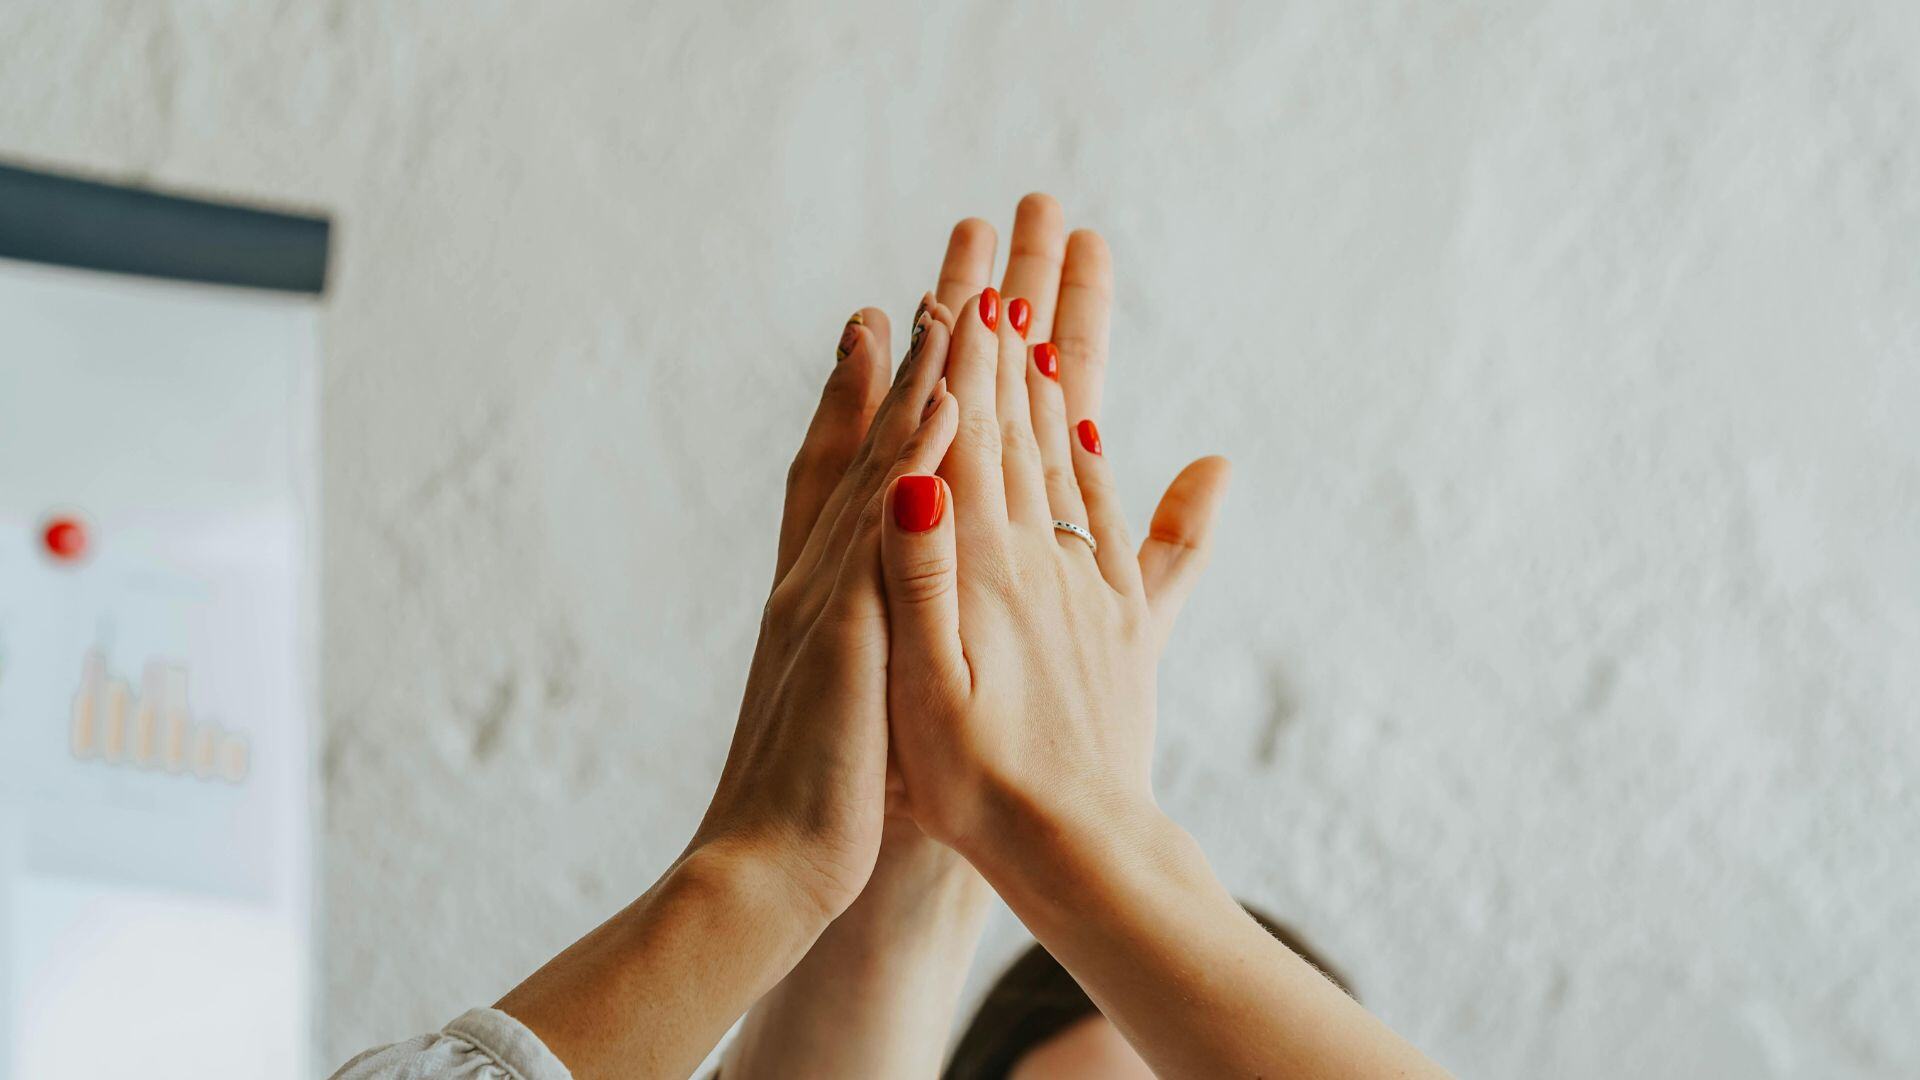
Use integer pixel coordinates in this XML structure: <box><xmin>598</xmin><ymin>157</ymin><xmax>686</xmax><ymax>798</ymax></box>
<box><xmin>499</xmin><ymin>301</ymin><xmax>965</xmax><ymax>1080</ymax></box>
<box><xmin>349</xmin><ymin>198</ymin><xmax>1446</xmax><ymax>1080</ymax></box>
<box><xmin>694</xmin><ymin>343</ymin><xmax>961</xmax><ymax>916</ymax></box>
<box><xmin>873</xmin><ymin>208</ymin><xmax>1446</xmax><ymax>1080</ymax></box>
<box><xmin>724</xmin><ymin>290</ymin><xmax>990</xmax><ymax>1080</ymax></box>
<box><xmin>880</xmin><ymin>398</ymin><xmax>1162</xmax><ymax>866</ymax></box>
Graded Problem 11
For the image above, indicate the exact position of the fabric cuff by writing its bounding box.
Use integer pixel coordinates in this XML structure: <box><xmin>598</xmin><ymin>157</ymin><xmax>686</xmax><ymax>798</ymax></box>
<box><xmin>443</xmin><ymin>1007</ymin><xmax>574</xmax><ymax>1080</ymax></box>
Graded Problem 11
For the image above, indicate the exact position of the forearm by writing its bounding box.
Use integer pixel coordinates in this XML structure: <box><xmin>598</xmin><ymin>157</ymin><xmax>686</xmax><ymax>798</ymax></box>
<box><xmin>723</xmin><ymin>835</ymin><xmax>992</xmax><ymax>1078</ymax></box>
<box><xmin>969</xmin><ymin>799</ymin><xmax>1450</xmax><ymax>1080</ymax></box>
<box><xmin>495</xmin><ymin>841</ymin><xmax>831</xmax><ymax>1080</ymax></box>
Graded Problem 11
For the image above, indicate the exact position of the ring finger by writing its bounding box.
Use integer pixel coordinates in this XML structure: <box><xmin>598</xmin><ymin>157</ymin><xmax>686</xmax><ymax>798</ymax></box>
<box><xmin>1026</xmin><ymin>340</ymin><xmax>1090</xmax><ymax>553</ymax></box>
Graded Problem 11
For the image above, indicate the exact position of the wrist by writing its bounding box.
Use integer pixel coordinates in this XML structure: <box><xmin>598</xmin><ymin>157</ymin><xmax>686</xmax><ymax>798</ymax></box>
<box><xmin>498</xmin><ymin>836</ymin><xmax>841</xmax><ymax>1078</ymax></box>
<box><xmin>960</xmin><ymin>787</ymin><xmax>1199</xmax><ymax>934</ymax></box>
<box><xmin>826</xmin><ymin>841</ymin><xmax>991</xmax><ymax>959</ymax></box>
<box><xmin>677</xmin><ymin>834</ymin><xmax>844</xmax><ymax>944</ymax></box>
<box><xmin>721</xmin><ymin>833</ymin><xmax>990</xmax><ymax>1080</ymax></box>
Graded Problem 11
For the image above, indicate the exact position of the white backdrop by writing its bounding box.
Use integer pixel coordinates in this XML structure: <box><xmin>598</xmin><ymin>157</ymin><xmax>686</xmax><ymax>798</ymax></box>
<box><xmin>3</xmin><ymin>3</ymin><xmax>1916</xmax><ymax>1076</ymax></box>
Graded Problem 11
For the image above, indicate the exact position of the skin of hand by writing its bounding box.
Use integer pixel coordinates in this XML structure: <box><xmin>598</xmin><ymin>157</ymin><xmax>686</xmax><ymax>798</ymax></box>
<box><xmin>880</xmin><ymin>284</ymin><xmax>1172</xmax><ymax>867</ymax></box>
<box><xmin>725</xmin><ymin>194</ymin><xmax>1235</xmax><ymax>1079</ymax></box>
<box><xmin>876</xmin><ymin>291</ymin><xmax>1452</xmax><ymax>1079</ymax></box>
<box><xmin>495</xmin><ymin>304</ymin><xmax>966</xmax><ymax>1080</ymax></box>
<box><xmin>722</xmin><ymin>293</ymin><xmax>990</xmax><ymax>1078</ymax></box>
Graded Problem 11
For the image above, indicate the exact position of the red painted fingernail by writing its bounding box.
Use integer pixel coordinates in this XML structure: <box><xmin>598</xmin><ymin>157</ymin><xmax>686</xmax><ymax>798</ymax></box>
<box><xmin>1033</xmin><ymin>342</ymin><xmax>1059</xmax><ymax>380</ymax></box>
<box><xmin>1076</xmin><ymin>419</ymin><xmax>1102</xmax><ymax>455</ymax></box>
<box><xmin>894</xmin><ymin>475</ymin><xmax>945</xmax><ymax>532</ymax></box>
<box><xmin>836</xmin><ymin>311</ymin><xmax>863</xmax><ymax>362</ymax></box>
<box><xmin>1008</xmin><ymin>297</ymin><xmax>1031</xmax><ymax>339</ymax></box>
<box><xmin>978</xmin><ymin>288</ymin><xmax>999</xmax><ymax>331</ymax></box>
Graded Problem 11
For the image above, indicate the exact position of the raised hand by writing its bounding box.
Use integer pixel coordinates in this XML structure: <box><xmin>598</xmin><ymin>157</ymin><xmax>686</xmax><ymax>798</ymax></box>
<box><xmin>727</xmin><ymin>195</ymin><xmax>1233</xmax><ymax>1079</ymax></box>
<box><xmin>876</xmin><ymin>288</ymin><xmax>1447</xmax><ymax>1079</ymax></box>
<box><xmin>880</xmin><ymin>287</ymin><xmax>1164</xmax><ymax>854</ymax></box>
<box><xmin>495</xmin><ymin>303</ymin><xmax>960</xmax><ymax>1080</ymax></box>
<box><xmin>693</xmin><ymin>305</ymin><xmax>959</xmax><ymax>915</ymax></box>
<box><xmin>722</xmin><ymin>293</ymin><xmax>988</xmax><ymax>1079</ymax></box>
<box><xmin>934</xmin><ymin>195</ymin><xmax>1233</xmax><ymax>653</ymax></box>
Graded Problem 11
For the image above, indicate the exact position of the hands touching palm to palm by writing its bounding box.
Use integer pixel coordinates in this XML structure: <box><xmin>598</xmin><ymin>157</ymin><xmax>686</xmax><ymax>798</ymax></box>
<box><xmin>700</xmin><ymin>195</ymin><xmax>1231</xmax><ymax>918</ymax></box>
<box><xmin>487</xmin><ymin>194</ymin><xmax>1447</xmax><ymax>1080</ymax></box>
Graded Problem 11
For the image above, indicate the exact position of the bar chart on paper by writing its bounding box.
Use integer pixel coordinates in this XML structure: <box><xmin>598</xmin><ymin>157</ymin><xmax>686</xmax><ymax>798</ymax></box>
<box><xmin>0</xmin><ymin>164</ymin><xmax>327</xmax><ymax>1079</ymax></box>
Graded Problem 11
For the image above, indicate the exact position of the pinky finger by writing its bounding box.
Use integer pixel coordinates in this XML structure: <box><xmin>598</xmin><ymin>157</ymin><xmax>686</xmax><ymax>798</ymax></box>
<box><xmin>1069</xmin><ymin>418</ymin><xmax>1144</xmax><ymax>596</ymax></box>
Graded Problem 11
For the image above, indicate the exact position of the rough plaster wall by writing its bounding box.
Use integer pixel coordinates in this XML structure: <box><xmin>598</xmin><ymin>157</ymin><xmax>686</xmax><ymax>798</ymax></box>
<box><xmin>3</xmin><ymin>2</ymin><xmax>1917</xmax><ymax>1076</ymax></box>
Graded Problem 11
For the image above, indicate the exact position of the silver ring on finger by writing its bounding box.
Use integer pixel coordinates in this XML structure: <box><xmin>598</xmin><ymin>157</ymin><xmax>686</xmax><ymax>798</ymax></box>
<box><xmin>1052</xmin><ymin>519</ymin><xmax>1098</xmax><ymax>554</ymax></box>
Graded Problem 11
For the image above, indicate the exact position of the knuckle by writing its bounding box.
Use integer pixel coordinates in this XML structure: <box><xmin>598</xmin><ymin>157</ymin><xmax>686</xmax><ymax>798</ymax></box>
<box><xmin>847</xmin><ymin>452</ymin><xmax>888</xmax><ymax>500</ymax></box>
<box><xmin>896</xmin><ymin>416</ymin><xmax>934</xmax><ymax>462</ymax></box>
<box><xmin>872</xmin><ymin>381</ymin><xmax>912</xmax><ymax>426</ymax></box>
<box><xmin>1076</xmin><ymin>464</ymin><xmax>1115</xmax><ymax>497</ymax></box>
<box><xmin>888</xmin><ymin>554</ymin><xmax>956</xmax><ymax>605</ymax></box>
<box><xmin>1146</xmin><ymin>525</ymin><xmax>1207</xmax><ymax>554</ymax></box>
<box><xmin>959</xmin><ymin>410</ymin><xmax>1003</xmax><ymax>455</ymax></box>
<box><xmin>761</xmin><ymin>578</ymin><xmax>807</xmax><ymax>634</ymax></box>
<box><xmin>819</xmin><ymin>362</ymin><xmax>870</xmax><ymax>412</ymax></box>
<box><xmin>851</xmin><ymin>490</ymin><xmax>888</xmax><ymax>537</ymax></box>
<box><xmin>1050</xmin><ymin>330</ymin><xmax>1103</xmax><ymax>363</ymax></box>
<box><xmin>1042</xmin><ymin>462</ymin><xmax>1079</xmax><ymax>495</ymax></box>
<box><xmin>784</xmin><ymin>446</ymin><xmax>818</xmax><ymax>493</ymax></box>
<box><xmin>999</xmin><ymin>416</ymin><xmax>1039</xmax><ymax>459</ymax></box>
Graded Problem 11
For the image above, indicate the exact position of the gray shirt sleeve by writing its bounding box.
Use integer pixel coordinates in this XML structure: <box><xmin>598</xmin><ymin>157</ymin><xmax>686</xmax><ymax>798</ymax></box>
<box><xmin>329</xmin><ymin>1007</ymin><xmax>573</xmax><ymax>1080</ymax></box>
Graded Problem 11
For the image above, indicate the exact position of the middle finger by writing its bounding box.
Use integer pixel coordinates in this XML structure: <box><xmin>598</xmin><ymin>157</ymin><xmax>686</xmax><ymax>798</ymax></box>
<box><xmin>1050</xmin><ymin>228</ymin><xmax>1113</xmax><ymax>426</ymax></box>
<box><xmin>998</xmin><ymin>193</ymin><xmax>1067</xmax><ymax>344</ymax></box>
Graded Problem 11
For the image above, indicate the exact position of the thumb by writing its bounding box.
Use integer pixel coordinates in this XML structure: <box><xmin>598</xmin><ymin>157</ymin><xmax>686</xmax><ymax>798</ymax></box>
<box><xmin>1138</xmin><ymin>455</ymin><xmax>1232</xmax><ymax>652</ymax></box>
<box><xmin>881</xmin><ymin>471</ymin><xmax>966</xmax><ymax>684</ymax></box>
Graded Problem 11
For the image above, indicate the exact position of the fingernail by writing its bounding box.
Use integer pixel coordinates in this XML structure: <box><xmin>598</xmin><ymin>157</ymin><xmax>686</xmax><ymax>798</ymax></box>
<box><xmin>979</xmin><ymin>288</ymin><xmax>999</xmax><ymax>331</ymax></box>
<box><xmin>894</xmin><ymin>475</ymin><xmax>946</xmax><ymax>532</ymax></box>
<box><xmin>1076</xmin><ymin>419</ymin><xmax>1102</xmax><ymax>455</ymax></box>
<box><xmin>1033</xmin><ymin>342</ymin><xmax>1059</xmax><ymax>380</ymax></box>
<box><xmin>907</xmin><ymin>301</ymin><xmax>931</xmax><ymax>361</ymax></box>
<box><xmin>1008</xmin><ymin>297</ymin><xmax>1031</xmax><ymax>339</ymax></box>
<box><xmin>836</xmin><ymin>312</ymin><xmax>864</xmax><ymax>362</ymax></box>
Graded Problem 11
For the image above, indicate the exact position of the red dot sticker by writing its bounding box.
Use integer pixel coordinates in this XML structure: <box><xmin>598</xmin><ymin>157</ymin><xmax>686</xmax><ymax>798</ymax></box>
<box><xmin>42</xmin><ymin>516</ymin><xmax>89</xmax><ymax>563</ymax></box>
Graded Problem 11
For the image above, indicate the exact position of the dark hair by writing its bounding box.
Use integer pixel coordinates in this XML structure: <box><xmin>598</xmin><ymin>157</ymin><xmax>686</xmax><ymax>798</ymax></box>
<box><xmin>942</xmin><ymin>905</ymin><xmax>1349</xmax><ymax>1080</ymax></box>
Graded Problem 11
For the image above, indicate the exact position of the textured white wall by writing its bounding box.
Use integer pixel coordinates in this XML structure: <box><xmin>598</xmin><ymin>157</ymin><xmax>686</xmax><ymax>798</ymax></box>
<box><xmin>5</xmin><ymin>2</ymin><xmax>1917</xmax><ymax>1076</ymax></box>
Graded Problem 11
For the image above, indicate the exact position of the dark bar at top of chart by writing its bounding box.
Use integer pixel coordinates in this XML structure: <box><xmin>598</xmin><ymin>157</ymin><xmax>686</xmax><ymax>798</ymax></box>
<box><xmin>0</xmin><ymin>160</ymin><xmax>329</xmax><ymax>295</ymax></box>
